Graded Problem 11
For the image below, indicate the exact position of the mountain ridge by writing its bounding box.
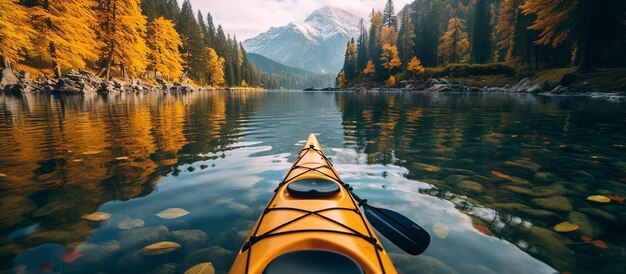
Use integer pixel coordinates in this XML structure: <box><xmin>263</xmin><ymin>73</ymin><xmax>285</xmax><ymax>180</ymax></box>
<box><xmin>243</xmin><ymin>6</ymin><xmax>361</xmax><ymax>74</ymax></box>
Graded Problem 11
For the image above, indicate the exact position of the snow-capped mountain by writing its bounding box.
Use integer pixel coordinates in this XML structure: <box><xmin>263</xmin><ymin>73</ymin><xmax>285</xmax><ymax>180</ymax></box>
<box><xmin>243</xmin><ymin>6</ymin><xmax>361</xmax><ymax>74</ymax></box>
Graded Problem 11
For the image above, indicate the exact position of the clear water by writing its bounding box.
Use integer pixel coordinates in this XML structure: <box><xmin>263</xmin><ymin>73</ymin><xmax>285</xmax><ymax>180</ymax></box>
<box><xmin>1</xmin><ymin>91</ymin><xmax>625</xmax><ymax>274</ymax></box>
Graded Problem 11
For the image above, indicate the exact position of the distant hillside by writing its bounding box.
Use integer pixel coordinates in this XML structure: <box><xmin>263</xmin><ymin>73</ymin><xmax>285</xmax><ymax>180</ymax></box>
<box><xmin>247</xmin><ymin>53</ymin><xmax>313</xmax><ymax>75</ymax></box>
<box><xmin>247</xmin><ymin>53</ymin><xmax>335</xmax><ymax>89</ymax></box>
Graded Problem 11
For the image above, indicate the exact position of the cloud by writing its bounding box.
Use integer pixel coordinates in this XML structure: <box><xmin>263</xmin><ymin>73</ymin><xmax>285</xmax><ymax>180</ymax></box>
<box><xmin>186</xmin><ymin>0</ymin><xmax>413</xmax><ymax>40</ymax></box>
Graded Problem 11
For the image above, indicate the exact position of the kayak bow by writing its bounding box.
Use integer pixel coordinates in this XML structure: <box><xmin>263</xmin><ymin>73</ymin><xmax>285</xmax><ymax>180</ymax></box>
<box><xmin>229</xmin><ymin>134</ymin><xmax>399</xmax><ymax>274</ymax></box>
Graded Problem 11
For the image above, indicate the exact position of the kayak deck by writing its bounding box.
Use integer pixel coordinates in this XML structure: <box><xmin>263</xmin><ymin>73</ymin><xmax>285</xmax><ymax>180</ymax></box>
<box><xmin>229</xmin><ymin>134</ymin><xmax>397</xmax><ymax>274</ymax></box>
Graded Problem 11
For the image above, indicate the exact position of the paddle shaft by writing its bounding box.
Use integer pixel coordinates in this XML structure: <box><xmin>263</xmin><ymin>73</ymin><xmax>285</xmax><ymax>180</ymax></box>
<box><xmin>347</xmin><ymin>187</ymin><xmax>431</xmax><ymax>255</ymax></box>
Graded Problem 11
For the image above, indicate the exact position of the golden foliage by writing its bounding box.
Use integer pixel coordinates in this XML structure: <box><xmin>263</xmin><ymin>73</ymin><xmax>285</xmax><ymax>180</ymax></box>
<box><xmin>0</xmin><ymin>0</ymin><xmax>36</xmax><ymax>64</ymax></box>
<box><xmin>438</xmin><ymin>17</ymin><xmax>470</xmax><ymax>64</ymax></box>
<box><xmin>148</xmin><ymin>18</ymin><xmax>183</xmax><ymax>81</ymax></box>
<box><xmin>521</xmin><ymin>0</ymin><xmax>573</xmax><ymax>47</ymax></box>
<box><xmin>586</xmin><ymin>195</ymin><xmax>611</xmax><ymax>203</ymax></box>
<box><xmin>98</xmin><ymin>0</ymin><xmax>149</xmax><ymax>78</ymax></box>
<box><xmin>381</xmin><ymin>44</ymin><xmax>401</xmax><ymax>71</ymax></box>
<box><xmin>380</xmin><ymin>26</ymin><xmax>397</xmax><ymax>46</ymax></box>
<box><xmin>156</xmin><ymin>208</ymin><xmax>190</xmax><ymax>219</ymax></box>
<box><xmin>142</xmin><ymin>241</ymin><xmax>181</xmax><ymax>255</ymax></box>
<box><xmin>184</xmin><ymin>262</ymin><xmax>215</xmax><ymax>274</ymax></box>
<box><xmin>407</xmin><ymin>56</ymin><xmax>425</xmax><ymax>75</ymax></box>
<box><xmin>363</xmin><ymin>60</ymin><xmax>376</xmax><ymax>75</ymax></box>
<box><xmin>31</xmin><ymin>0</ymin><xmax>100</xmax><ymax>76</ymax></box>
<box><xmin>207</xmin><ymin>48</ymin><xmax>225</xmax><ymax>86</ymax></box>
<box><xmin>554</xmin><ymin>222</ymin><xmax>579</xmax><ymax>232</ymax></box>
<box><xmin>385</xmin><ymin>75</ymin><xmax>396</xmax><ymax>87</ymax></box>
<box><xmin>336</xmin><ymin>69</ymin><xmax>346</xmax><ymax>88</ymax></box>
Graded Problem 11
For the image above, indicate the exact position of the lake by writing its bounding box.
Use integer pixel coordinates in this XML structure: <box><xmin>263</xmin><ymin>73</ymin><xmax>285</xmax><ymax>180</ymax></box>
<box><xmin>1</xmin><ymin>91</ymin><xmax>625</xmax><ymax>274</ymax></box>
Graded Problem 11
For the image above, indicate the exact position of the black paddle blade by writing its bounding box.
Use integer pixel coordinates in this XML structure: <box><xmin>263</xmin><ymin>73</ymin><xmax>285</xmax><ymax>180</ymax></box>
<box><xmin>363</xmin><ymin>205</ymin><xmax>430</xmax><ymax>255</ymax></box>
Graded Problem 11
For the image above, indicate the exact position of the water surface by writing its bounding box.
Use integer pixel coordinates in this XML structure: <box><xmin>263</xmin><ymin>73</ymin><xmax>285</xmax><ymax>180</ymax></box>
<box><xmin>1</xmin><ymin>91</ymin><xmax>625</xmax><ymax>274</ymax></box>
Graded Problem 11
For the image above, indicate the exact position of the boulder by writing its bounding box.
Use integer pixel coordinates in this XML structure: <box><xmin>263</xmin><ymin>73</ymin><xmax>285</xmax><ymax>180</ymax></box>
<box><xmin>526</xmin><ymin>227</ymin><xmax>574</xmax><ymax>272</ymax></box>
<box><xmin>566</xmin><ymin>211</ymin><xmax>604</xmax><ymax>238</ymax></box>
<box><xmin>74</xmin><ymin>240</ymin><xmax>121</xmax><ymax>265</ymax></box>
<box><xmin>176</xmin><ymin>246</ymin><xmax>235</xmax><ymax>274</ymax></box>
<box><xmin>558</xmin><ymin>73</ymin><xmax>578</xmax><ymax>86</ymax></box>
<box><xmin>389</xmin><ymin>253</ymin><xmax>458</xmax><ymax>274</ymax></box>
<box><xmin>171</xmin><ymin>230</ymin><xmax>207</xmax><ymax>254</ymax></box>
<box><xmin>511</xmin><ymin>77</ymin><xmax>543</xmax><ymax>93</ymax></box>
<box><xmin>119</xmin><ymin>225</ymin><xmax>170</xmax><ymax>250</ymax></box>
<box><xmin>424</xmin><ymin>78</ymin><xmax>441</xmax><ymax>88</ymax></box>
<box><xmin>457</xmin><ymin>180</ymin><xmax>484</xmax><ymax>193</ymax></box>
<box><xmin>531</xmin><ymin>196</ymin><xmax>573</xmax><ymax>212</ymax></box>
<box><xmin>0</xmin><ymin>68</ymin><xmax>19</xmax><ymax>88</ymax></box>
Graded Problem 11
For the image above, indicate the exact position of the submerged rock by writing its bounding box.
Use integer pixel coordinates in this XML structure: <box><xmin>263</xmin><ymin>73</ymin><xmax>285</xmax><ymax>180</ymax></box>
<box><xmin>526</xmin><ymin>227</ymin><xmax>575</xmax><ymax>272</ymax></box>
<box><xmin>74</xmin><ymin>240</ymin><xmax>121</xmax><ymax>265</ymax></box>
<box><xmin>0</xmin><ymin>196</ymin><xmax>36</xmax><ymax>229</ymax></box>
<box><xmin>504</xmin><ymin>160</ymin><xmax>542</xmax><ymax>173</ymax></box>
<box><xmin>572</xmin><ymin>171</ymin><xmax>596</xmax><ymax>184</ymax></box>
<box><xmin>531</xmin><ymin>184</ymin><xmax>567</xmax><ymax>197</ymax></box>
<box><xmin>119</xmin><ymin>225</ymin><xmax>170</xmax><ymax>250</ymax></box>
<box><xmin>176</xmin><ymin>246</ymin><xmax>235</xmax><ymax>274</ymax></box>
<box><xmin>171</xmin><ymin>230</ymin><xmax>207</xmax><ymax>253</ymax></box>
<box><xmin>566</xmin><ymin>211</ymin><xmax>604</xmax><ymax>238</ymax></box>
<box><xmin>457</xmin><ymin>180</ymin><xmax>484</xmax><ymax>193</ymax></box>
<box><xmin>390</xmin><ymin>253</ymin><xmax>458</xmax><ymax>274</ymax></box>
<box><xmin>531</xmin><ymin>196</ymin><xmax>573</xmax><ymax>212</ymax></box>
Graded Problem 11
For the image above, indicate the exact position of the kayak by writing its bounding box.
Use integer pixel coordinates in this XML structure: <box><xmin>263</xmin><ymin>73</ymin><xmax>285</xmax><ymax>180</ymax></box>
<box><xmin>229</xmin><ymin>134</ymin><xmax>398</xmax><ymax>274</ymax></box>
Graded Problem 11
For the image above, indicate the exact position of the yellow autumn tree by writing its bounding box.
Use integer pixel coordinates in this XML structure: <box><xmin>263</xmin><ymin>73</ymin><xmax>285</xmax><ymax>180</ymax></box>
<box><xmin>336</xmin><ymin>69</ymin><xmax>345</xmax><ymax>88</ymax></box>
<box><xmin>363</xmin><ymin>60</ymin><xmax>376</xmax><ymax>75</ymax></box>
<box><xmin>147</xmin><ymin>17</ymin><xmax>183</xmax><ymax>81</ymax></box>
<box><xmin>31</xmin><ymin>0</ymin><xmax>100</xmax><ymax>77</ymax></box>
<box><xmin>380</xmin><ymin>26</ymin><xmax>397</xmax><ymax>46</ymax></box>
<box><xmin>98</xmin><ymin>0</ymin><xmax>149</xmax><ymax>78</ymax></box>
<box><xmin>0</xmin><ymin>0</ymin><xmax>36</xmax><ymax>67</ymax></box>
<box><xmin>207</xmin><ymin>48</ymin><xmax>225</xmax><ymax>86</ymax></box>
<box><xmin>437</xmin><ymin>17</ymin><xmax>470</xmax><ymax>64</ymax></box>
<box><xmin>380</xmin><ymin>44</ymin><xmax>401</xmax><ymax>73</ymax></box>
<box><xmin>385</xmin><ymin>75</ymin><xmax>396</xmax><ymax>87</ymax></box>
<box><xmin>407</xmin><ymin>56</ymin><xmax>425</xmax><ymax>78</ymax></box>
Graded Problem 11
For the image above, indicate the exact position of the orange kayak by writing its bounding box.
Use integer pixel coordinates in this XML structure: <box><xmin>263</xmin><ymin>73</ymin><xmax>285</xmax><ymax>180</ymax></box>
<box><xmin>229</xmin><ymin>134</ymin><xmax>398</xmax><ymax>274</ymax></box>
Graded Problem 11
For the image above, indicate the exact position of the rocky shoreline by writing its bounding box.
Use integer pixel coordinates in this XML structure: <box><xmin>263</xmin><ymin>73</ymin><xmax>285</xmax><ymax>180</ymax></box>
<box><xmin>309</xmin><ymin>73</ymin><xmax>626</xmax><ymax>102</ymax></box>
<box><xmin>0</xmin><ymin>68</ymin><xmax>205</xmax><ymax>95</ymax></box>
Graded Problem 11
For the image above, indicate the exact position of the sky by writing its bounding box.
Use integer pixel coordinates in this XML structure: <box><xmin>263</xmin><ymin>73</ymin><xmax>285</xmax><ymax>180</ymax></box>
<box><xmin>186</xmin><ymin>0</ymin><xmax>414</xmax><ymax>40</ymax></box>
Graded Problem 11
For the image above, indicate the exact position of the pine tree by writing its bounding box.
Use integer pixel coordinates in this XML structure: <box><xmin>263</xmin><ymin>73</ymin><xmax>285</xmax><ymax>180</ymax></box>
<box><xmin>367</xmin><ymin>11</ymin><xmax>384</xmax><ymax>79</ymax></box>
<box><xmin>177</xmin><ymin>0</ymin><xmax>207</xmax><ymax>82</ymax></box>
<box><xmin>471</xmin><ymin>0</ymin><xmax>492</xmax><ymax>64</ymax></box>
<box><xmin>166</xmin><ymin>0</ymin><xmax>180</xmax><ymax>21</ymax></box>
<box><xmin>98</xmin><ymin>0</ymin><xmax>149</xmax><ymax>78</ymax></box>
<box><xmin>205</xmin><ymin>13</ymin><xmax>216</xmax><ymax>46</ymax></box>
<box><xmin>147</xmin><ymin>17</ymin><xmax>183</xmax><ymax>81</ymax></box>
<box><xmin>419</xmin><ymin>0</ymin><xmax>444</xmax><ymax>66</ymax></box>
<box><xmin>410</xmin><ymin>0</ymin><xmax>421</xmax><ymax>60</ymax></box>
<box><xmin>31</xmin><ymin>0</ymin><xmax>100</xmax><ymax>78</ymax></box>
<box><xmin>522</xmin><ymin>0</ymin><xmax>626</xmax><ymax>71</ymax></box>
<box><xmin>496</xmin><ymin>0</ymin><xmax>524</xmax><ymax>64</ymax></box>
<box><xmin>382</xmin><ymin>0</ymin><xmax>397</xmax><ymax>29</ymax></box>
<box><xmin>341</xmin><ymin>39</ymin><xmax>358</xmax><ymax>85</ymax></box>
<box><xmin>206</xmin><ymin>47</ymin><xmax>224</xmax><ymax>86</ymax></box>
<box><xmin>356</xmin><ymin>19</ymin><xmax>369</xmax><ymax>73</ymax></box>
<box><xmin>397</xmin><ymin>6</ymin><xmax>415</xmax><ymax>71</ymax></box>
<box><xmin>438</xmin><ymin>17</ymin><xmax>470</xmax><ymax>64</ymax></box>
<box><xmin>0</xmin><ymin>0</ymin><xmax>36</xmax><ymax>67</ymax></box>
<box><xmin>141</xmin><ymin>0</ymin><xmax>169</xmax><ymax>22</ymax></box>
<box><xmin>380</xmin><ymin>44</ymin><xmax>401</xmax><ymax>74</ymax></box>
